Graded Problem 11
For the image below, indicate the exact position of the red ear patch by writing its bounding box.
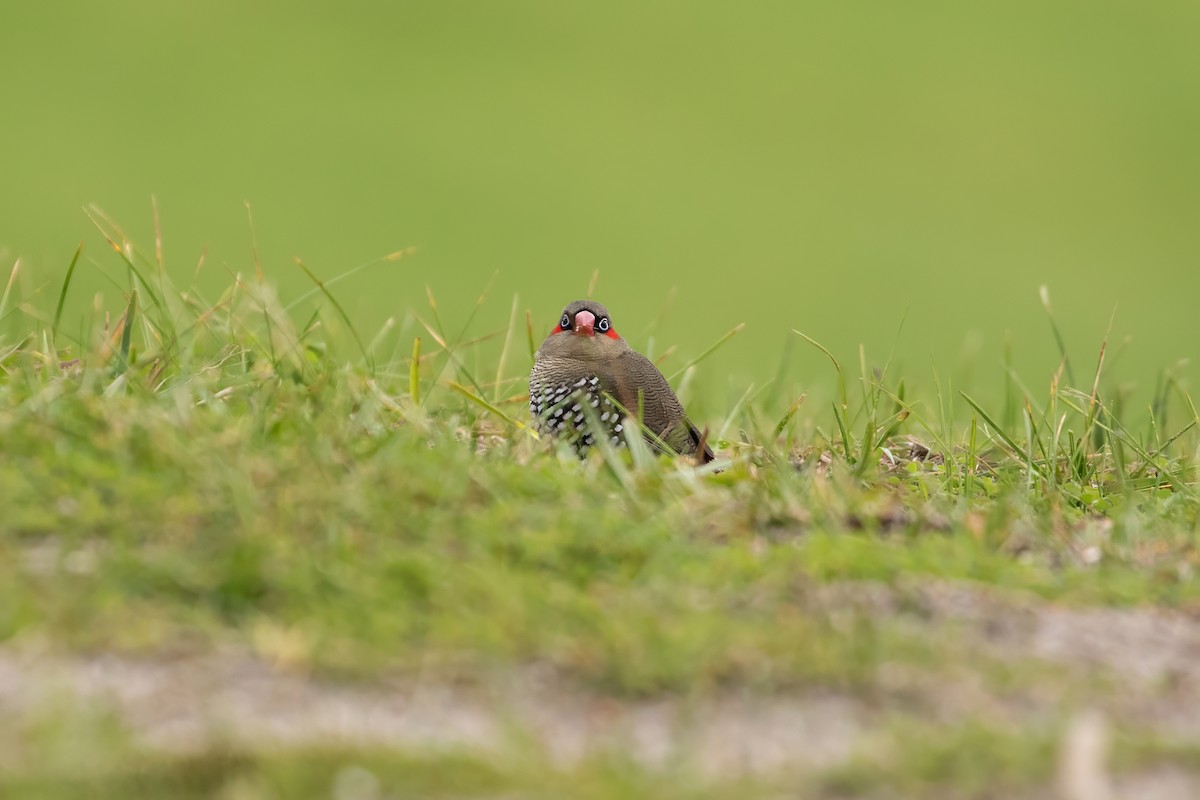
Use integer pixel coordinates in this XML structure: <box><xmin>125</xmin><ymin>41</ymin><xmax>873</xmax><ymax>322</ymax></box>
<box><xmin>604</xmin><ymin>328</ymin><xmax>620</xmax><ymax>340</ymax></box>
<box><xmin>551</xmin><ymin>324</ymin><xmax>564</xmax><ymax>334</ymax></box>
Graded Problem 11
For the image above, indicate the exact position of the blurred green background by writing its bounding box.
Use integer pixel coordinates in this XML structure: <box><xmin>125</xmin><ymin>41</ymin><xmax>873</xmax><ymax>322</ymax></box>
<box><xmin>3</xmin><ymin>1</ymin><xmax>1197</xmax><ymax>412</ymax></box>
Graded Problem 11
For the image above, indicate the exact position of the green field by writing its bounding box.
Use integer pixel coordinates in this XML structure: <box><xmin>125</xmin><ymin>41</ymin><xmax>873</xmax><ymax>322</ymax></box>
<box><xmin>5</xmin><ymin>2</ymin><xmax>1200</xmax><ymax>399</ymax></box>
<box><xmin>4</xmin><ymin>3</ymin><xmax>1200</xmax><ymax>798</ymax></box>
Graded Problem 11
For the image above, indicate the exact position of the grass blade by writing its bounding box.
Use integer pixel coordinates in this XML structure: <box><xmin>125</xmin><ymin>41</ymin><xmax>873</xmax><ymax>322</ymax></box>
<box><xmin>793</xmin><ymin>328</ymin><xmax>847</xmax><ymax>411</ymax></box>
<box><xmin>960</xmin><ymin>391</ymin><xmax>1042</xmax><ymax>478</ymax></box>
<box><xmin>718</xmin><ymin>382</ymin><xmax>756</xmax><ymax>442</ymax></box>
<box><xmin>964</xmin><ymin>416</ymin><xmax>978</xmax><ymax>500</ymax></box>
<box><xmin>284</xmin><ymin>247</ymin><xmax>416</xmax><ymax>311</ymax></box>
<box><xmin>667</xmin><ymin>323</ymin><xmax>744</xmax><ymax>382</ymax></box>
<box><xmin>773</xmin><ymin>394</ymin><xmax>807</xmax><ymax>439</ymax></box>
<box><xmin>447</xmin><ymin>380</ymin><xmax>537</xmax><ymax>436</ymax></box>
<box><xmin>410</xmin><ymin>336</ymin><xmax>422</xmax><ymax>405</ymax></box>
<box><xmin>832</xmin><ymin>401</ymin><xmax>853</xmax><ymax>461</ymax></box>
<box><xmin>51</xmin><ymin>242</ymin><xmax>84</xmax><ymax>348</ymax></box>
<box><xmin>1039</xmin><ymin>285</ymin><xmax>1075</xmax><ymax>385</ymax></box>
<box><xmin>294</xmin><ymin>258</ymin><xmax>371</xmax><ymax>371</ymax></box>
<box><xmin>0</xmin><ymin>259</ymin><xmax>20</xmax><ymax>324</ymax></box>
<box><xmin>116</xmin><ymin>288</ymin><xmax>138</xmax><ymax>376</ymax></box>
<box><xmin>84</xmin><ymin>207</ymin><xmax>164</xmax><ymax>313</ymax></box>
<box><xmin>493</xmin><ymin>294</ymin><xmax>519</xmax><ymax>403</ymax></box>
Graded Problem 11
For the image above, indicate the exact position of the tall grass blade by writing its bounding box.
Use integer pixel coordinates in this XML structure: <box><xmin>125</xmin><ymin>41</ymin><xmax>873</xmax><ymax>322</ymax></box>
<box><xmin>0</xmin><ymin>259</ymin><xmax>21</xmax><ymax>327</ymax></box>
<box><xmin>598</xmin><ymin>393</ymin><xmax>675</xmax><ymax>455</ymax></box>
<box><xmin>493</xmin><ymin>294</ymin><xmax>519</xmax><ymax>403</ymax></box>
<box><xmin>447</xmin><ymin>380</ymin><xmax>536</xmax><ymax>435</ymax></box>
<box><xmin>855</xmin><ymin>417</ymin><xmax>876</xmax><ymax>477</ymax></box>
<box><xmin>964</xmin><ymin>416</ymin><xmax>978</xmax><ymax>500</ymax></box>
<box><xmin>245</xmin><ymin>200</ymin><xmax>263</xmax><ymax>283</ymax></box>
<box><xmin>116</xmin><ymin>289</ymin><xmax>138</xmax><ymax>376</ymax></box>
<box><xmin>294</xmin><ymin>258</ymin><xmax>371</xmax><ymax>371</ymax></box>
<box><xmin>1086</xmin><ymin>310</ymin><xmax>1114</xmax><ymax>453</ymax></box>
<box><xmin>1023</xmin><ymin>400</ymin><xmax>1036</xmax><ymax>491</ymax></box>
<box><xmin>930</xmin><ymin>356</ymin><xmax>954</xmax><ymax>460</ymax></box>
<box><xmin>420</xmin><ymin>277</ymin><xmax>496</xmax><ymax>395</ymax></box>
<box><xmin>666</xmin><ymin>323</ymin><xmax>744</xmax><ymax>382</ymax></box>
<box><xmin>876</xmin><ymin>384</ymin><xmax>955</xmax><ymax>463</ymax></box>
<box><xmin>152</xmin><ymin>195</ymin><xmax>164</xmax><ymax>271</ymax></box>
<box><xmin>51</xmin><ymin>243</ymin><xmax>84</xmax><ymax>348</ymax></box>
<box><xmin>773</xmin><ymin>394</ymin><xmax>807</xmax><ymax>439</ymax></box>
<box><xmin>1039</xmin><ymin>285</ymin><xmax>1075</xmax><ymax>385</ymax></box>
<box><xmin>261</xmin><ymin>300</ymin><xmax>279</xmax><ymax>369</ymax></box>
<box><xmin>1107</xmin><ymin>410</ymin><xmax>1193</xmax><ymax>497</ymax></box>
<box><xmin>284</xmin><ymin>247</ymin><xmax>416</xmax><ymax>311</ymax></box>
<box><xmin>832</xmin><ymin>402</ymin><xmax>853</xmax><ymax>461</ymax></box>
<box><xmin>858</xmin><ymin>344</ymin><xmax>871</xmax><ymax>407</ymax></box>
<box><xmin>621</xmin><ymin>407</ymin><xmax>656</xmax><ymax>471</ymax></box>
<box><xmin>366</xmin><ymin>316</ymin><xmax>396</xmax><ymax>359</ymax></box>
<box><xmin>718</xmin><ymin>382</ymin><xmax>756</xmax><ymax>442</ymax></box>
<box><xmin>960</xmin><ymin>391</ymin><xmax>1041</xmax><ymax>477</ymax></box>
<box><xmin>794</xmin><ymin>329</ymin><xmax>847</xmax><ymax>411</ymax></box>
<box><xmin>411</xmin><ymin>314</ymin><xmax>489</xmax><ymax>398</ymax></box>
<box><xmin>410</xmin><ymin>336</ymin><xmax>422</xmax><ymax>404</ymax></box>
<box><xmin>1150</xmin><ymin>420</ymin><xmax>1197</xmax><ymax>459</ymax></box>
<box><xmin>876</xmin><ymin>408</ymin><xmax>910</xmax><ymax>444</ymax></box>
<box><xmin>84</xmin><ymin>206</ymin><xmax>164</xmax><ymax>313</ymax></box>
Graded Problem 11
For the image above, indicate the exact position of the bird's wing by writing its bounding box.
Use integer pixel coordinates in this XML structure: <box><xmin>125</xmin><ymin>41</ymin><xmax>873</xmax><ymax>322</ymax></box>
<box><xmin>611</xmin><ymin>351</ymin><xmax>714</xmax><ymax>462</ymax></box>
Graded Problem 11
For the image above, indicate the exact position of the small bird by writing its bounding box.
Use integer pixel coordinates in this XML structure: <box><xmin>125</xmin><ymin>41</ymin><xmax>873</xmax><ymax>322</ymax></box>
<box><xmin>530</xmin><ymin>299</ymin><xmax>715</xmax><ymax>462</ymax></box>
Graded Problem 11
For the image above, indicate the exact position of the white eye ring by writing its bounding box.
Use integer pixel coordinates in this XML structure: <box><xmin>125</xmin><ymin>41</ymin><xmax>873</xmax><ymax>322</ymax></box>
<box><xmin>597</xmin><ymin>317</ymin><xmax>610</xmax><ymax>332</ymax></box>
<box><xmin>560</xmin><ymin>314</ymin><xmax>571</xmax><ymax>328</ymax></box>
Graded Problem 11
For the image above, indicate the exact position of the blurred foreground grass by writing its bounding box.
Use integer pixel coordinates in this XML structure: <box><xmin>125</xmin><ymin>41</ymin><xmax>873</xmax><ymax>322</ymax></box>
<box><xmin>2</xmin><ymin>228</ymin><xmax>1199</xmax><ymax>798</ymax></box>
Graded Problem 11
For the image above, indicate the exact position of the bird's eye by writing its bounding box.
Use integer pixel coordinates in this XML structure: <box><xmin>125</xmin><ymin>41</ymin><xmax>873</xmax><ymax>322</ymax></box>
<box><xmin>560</xmin><ymin>313</ymin><xmax>571</xmax><ymax>329</ymax></box>
<box><xmin>597</xmin><ymin>317</ymin><xmax>610</xmax><ymax>332</ymax></box>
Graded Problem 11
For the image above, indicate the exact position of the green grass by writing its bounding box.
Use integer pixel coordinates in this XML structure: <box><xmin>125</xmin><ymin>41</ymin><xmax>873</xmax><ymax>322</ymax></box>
<box><xmin>2</xmin><ymin>228</ymin><xmax>1200</xmax><ymax>796</ymax></box>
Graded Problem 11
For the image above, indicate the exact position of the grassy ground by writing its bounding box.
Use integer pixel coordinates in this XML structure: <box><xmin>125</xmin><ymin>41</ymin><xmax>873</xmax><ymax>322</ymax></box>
<box><xmin>2</xmin><ymin>231</ymin><xmax>1200</xmax><ymax>798</ymax></box>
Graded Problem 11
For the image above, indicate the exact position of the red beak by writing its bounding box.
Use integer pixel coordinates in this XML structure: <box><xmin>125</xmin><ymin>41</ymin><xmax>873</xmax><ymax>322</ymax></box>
<box><xmin>573</xmin><ymin>310</ymin><xmax>596</xmax><ymax>336</ymax></box>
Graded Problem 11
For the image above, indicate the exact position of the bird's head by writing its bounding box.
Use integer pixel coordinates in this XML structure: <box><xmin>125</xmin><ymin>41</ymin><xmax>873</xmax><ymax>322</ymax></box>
<box><xmin>537</xmin><ymin>299</ymin><xmax>629</xmax><ymax>360</ymax></box>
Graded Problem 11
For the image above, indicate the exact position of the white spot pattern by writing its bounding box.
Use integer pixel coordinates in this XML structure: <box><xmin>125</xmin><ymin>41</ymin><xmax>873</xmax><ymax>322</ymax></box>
<box><xmin>529</xmin><ymin>373</ymin><xmax>626</xmax><ymax>455</ymax></box>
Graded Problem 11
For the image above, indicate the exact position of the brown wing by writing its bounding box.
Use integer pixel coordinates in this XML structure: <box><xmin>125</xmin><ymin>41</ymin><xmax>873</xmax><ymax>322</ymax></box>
<box><xmin>609</xmin><ymin>351</ymin><xmax>715</xmax><ymax>462</ymax></box>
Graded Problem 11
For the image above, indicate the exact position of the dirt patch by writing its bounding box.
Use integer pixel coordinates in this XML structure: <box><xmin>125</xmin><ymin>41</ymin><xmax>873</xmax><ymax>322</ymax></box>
<box><xmin>813</xmin><ymin>579</ymin><xmax>1200</xmax><ymax>691</ymax></box>
<box><xmin>0</xmin><ymin>648</ymin><xmax>867</xmax><ymax>776</ymax></box>
<box><xmin>897</xmin><ymin>580</ymin><xmax>1200</xmax><ymax>737</ymax></box>
<box><xmin>5</xmin><ymin>580</ymin><xmax>1200</xmax><ymax>796</ymax></box>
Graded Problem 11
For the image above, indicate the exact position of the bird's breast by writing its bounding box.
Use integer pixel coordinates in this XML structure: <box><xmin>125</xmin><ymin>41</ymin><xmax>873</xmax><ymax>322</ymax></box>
<box><xmin>529</xmin><ymin>367</ymin><xmax>626</xmax><ymax>454</ymax></box>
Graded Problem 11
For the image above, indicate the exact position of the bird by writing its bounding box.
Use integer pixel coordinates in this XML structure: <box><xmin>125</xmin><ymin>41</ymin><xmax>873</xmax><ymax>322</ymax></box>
<box><xmin>530</xmin><ymin>299</ymin><xmax>715</xmax><ymax>462</ymax></box>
